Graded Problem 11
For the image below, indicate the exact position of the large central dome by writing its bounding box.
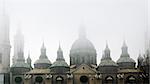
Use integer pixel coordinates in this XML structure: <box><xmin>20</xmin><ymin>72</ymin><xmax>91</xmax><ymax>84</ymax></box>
<box><xmin>71</xmin><ymin>38</ymin><xmax>95</xmax><ymax>51</ymax></box>
<box><xmin>70</xmin><ymin>26</ymin><xmax>97</xmax><ymax>66</ymax></box>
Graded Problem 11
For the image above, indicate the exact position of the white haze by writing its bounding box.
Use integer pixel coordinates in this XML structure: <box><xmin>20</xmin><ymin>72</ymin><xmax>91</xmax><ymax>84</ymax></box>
<box><xmin>0</xmin><ymin>0</ymin><xmax>149</xmax><ymax>65</ymax></box>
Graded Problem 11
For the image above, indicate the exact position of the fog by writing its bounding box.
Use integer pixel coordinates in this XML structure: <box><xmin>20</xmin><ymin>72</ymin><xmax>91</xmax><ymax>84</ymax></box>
<box><xmin>0</xmin><ymin>0</ymin><xmax>150</xmax><ymax>65</ymax></box>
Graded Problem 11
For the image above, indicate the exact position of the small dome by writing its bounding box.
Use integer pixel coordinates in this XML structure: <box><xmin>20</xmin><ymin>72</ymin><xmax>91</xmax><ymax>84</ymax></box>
<box><xmin>34</xmin><ymin>59</ymin><xmax>51</xmax><ymax>64</ymax></box>
<box><xmin>50</xmin><ymin>60</ymin><xmax>69</xmax><ymax>68</ymax></box>
<box><xmin>117</xmin><ymin>56</ymin><xmax>135</xmax><ymax>63</ymax></box>
<box><xmin>11</xmin><ymin>62</ymin><xmax>30</xmax><ymax>68</ymax></box>
<box><xmin>71</xmin><ymin>38</ymin><xmax>96</xmax><ymax>51</ymax></box>
<box><xmin>99</xmin><ymin>60</ymin><xmax>118</xmax><ymax>66</ymax></box>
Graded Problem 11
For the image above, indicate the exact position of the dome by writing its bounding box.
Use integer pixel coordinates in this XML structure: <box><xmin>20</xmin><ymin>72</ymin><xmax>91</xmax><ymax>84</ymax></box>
<box><xmin>70</xmin><ymin>27</ymin><xmax>97</xmax><ymax>66</ymax></box>
<box><xmin>11</xmin><ymin>62</ymin><xmax>30</xmax><ymax>68</ymax></box>
<box><xmin>34</xmin><ymin>59</ymin><xmax>51</xmax><ymax>64</ymax></box>
<box><xmin>99</xmin><ymin>60</ymin><xmax>118</xmax><ymax>66</ymax></box>
<box><xmin>50</xmin><ymin>60</ymin><xmax>69</xmax><ymax>68</ymax></box>
<box><xmin>117</xmin><ymin>56</ymin><xmax>135</xmax><ymax>63</ymax></box>
<box><xmin>71</xmin><ymin>38</ymin><xmax>96</xmax><ymax>52</ymax></box>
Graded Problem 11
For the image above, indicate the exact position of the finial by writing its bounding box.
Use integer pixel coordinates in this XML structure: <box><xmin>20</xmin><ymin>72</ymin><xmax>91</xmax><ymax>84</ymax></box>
<box><xmin>123</xmin><ymin>40</ymin><xmax>127</xmax><ymax>47</ymax></box>
<box><xmin>58</xmin><ymin>41</ymin><xmax>61</xmax><ymax>49</ymax></box>
<box><xmin>79</xmin><ymin>25</ymin><xmax>86</xmax><ymax>38</ymax></box>
<box><xmin>41</xmin><ymin>40</ymin><xmax>46</xmax><ymax>49</ymax></box>
<box><xmin>106</xmin><ymin>40</ymin><xmax>109</xmax><ymax>48</ymax></box>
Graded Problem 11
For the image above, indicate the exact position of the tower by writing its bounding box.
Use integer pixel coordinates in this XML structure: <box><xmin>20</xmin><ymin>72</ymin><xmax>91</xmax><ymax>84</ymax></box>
<box><xmin>50</xmin><ymin>44</ymin><xmax>69</xmax><ymax>73</ymax></box>
<box><xmin>0</xmin><ymin>0</ymin><xmax>11</xmax><ymax>84</ymax></box>
<box><xmin>50</xmin><ymin>44</ymin><xmax>69</xmax><ymax>84</ymax></box>
<box><xmin>117</xmin><ymin>41</ymin><xmax>136</xmax><ymax>69</ymax></box>
<box><xmin>10</xmin><ymin>27</ymin><xmax>31</xmax><ymax>84</ymax></box>
<box><xmin>12</xmin><ymin>27</ymin><xmax>24</xmax><ymax>64</ymax></box>
<box><xmin>98</xmin><ymin>43</ymin><xmax>118</xmax><ymax>84</ymax></box>
<box><xmin>34</xmin><ymin>42</ymin><xmax>51</xmax><ymax>69</ymax></box>
<box><xmin>0</xmin><ymin>0</ymin><xmax>11</xmax><ymax>73</ymax></box>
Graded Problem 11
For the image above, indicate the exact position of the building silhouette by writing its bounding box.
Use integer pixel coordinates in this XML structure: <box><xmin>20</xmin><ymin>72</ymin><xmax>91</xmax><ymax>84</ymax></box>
<box><xmin>0</xmin><ymin>0</ymin><xmax>150</xmax><ymax>84</ymax></box>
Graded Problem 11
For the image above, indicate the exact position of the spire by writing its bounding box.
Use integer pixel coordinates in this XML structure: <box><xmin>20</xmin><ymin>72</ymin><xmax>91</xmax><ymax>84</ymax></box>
<box><xmin>13</xmin><ymin>24</ymin><xmax>25</xmax><ymax>64</ymax></box>
<box><xmin>40</xmin><ymin>42</ymin><xmax>47</xmax><ymax>59</ymax></box>
<box><xmin>101</xmin><ymin>51</ymin><xmax>105</xmax><ymax>61</ymax></box>
<box><xmin>99</xmin><ymin>43</ymin><xmax>118</xmax><ymax>67</ymax></box>
<box><xmin>104</xmin><ymin>43</ymin><xmax>111</xmax><ymax>60</ymax></box>
<box><xmin>79</xmin><ymin>25</ymin><xmax>86</xmax><ymax>39</ymax></box>
<box><xmin>121</xmin><ymin>40</ymin><xmax>128</xmax><ymax>56</ymax></box>
<box><xmin>27</xmin><ymin>51</ymin><xmax>32</xmax><ymax>68</ymax></box>
<box><xmin>0</xmin><ymin>0</ymin><xmax>10</xmax><ymax>44</ymax></box>
<box><xmin>56</xmin><ymin>43</ymin><xmax>65</xmax><ymax>61</ymax></box>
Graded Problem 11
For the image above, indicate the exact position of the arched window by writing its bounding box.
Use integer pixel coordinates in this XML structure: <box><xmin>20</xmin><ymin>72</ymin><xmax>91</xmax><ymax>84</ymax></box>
<box><xmin>15</xmin><ymin>77</ymin><xmax>22</xmax><ymax>84</ymax></box>
<box><xmin>126</xmin><ymin>75</ymin><xmax>136</xmax><ymax>84</ymax></box>
<box><xmin>105</xmin><ymin>76</ymin><xmax>114</xmax><ymax>84</ymax></box>
<box><xmin>56</xmin><ymin>76</ymin><xmax>64</xmax><ymax>84</ymax></box>
<box><xmin>80</xmin><ymin>76</ymin><xmax>89</xmax><ymax>84</ymax></box>
<box><xmin>35</xmin><ymin>76</ymin><xmax>43</xmax><ymax>84</ymax></box>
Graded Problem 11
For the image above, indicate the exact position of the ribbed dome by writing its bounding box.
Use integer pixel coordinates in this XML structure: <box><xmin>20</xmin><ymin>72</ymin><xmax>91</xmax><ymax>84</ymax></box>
<box><xmin>34</xmin><ymin>59</ymin><xmax>51</xmax><ymax>64</ymax></box>
<box><xmin>71</xmin><ymin>38</ymin><xmax>96</xmax><ymax>51</ymax></box>
<box><xmin>117</xmin><ymin>56</ymin><xmax>135</xmax><ymax>63</ymax></box>
<box><xmin>11</xmin><ymin>62</ymin><xmax>30</xmax><ymax>68</ymax></box>
<box><xmin>70</xmin><ymin>27</ymin><xmax>97</xmax><ymax>66</ymax></box>
<box><xmin>51</xmin><ymin>60</ymin><xmax>69</xmax><ymax>68</ymax></box>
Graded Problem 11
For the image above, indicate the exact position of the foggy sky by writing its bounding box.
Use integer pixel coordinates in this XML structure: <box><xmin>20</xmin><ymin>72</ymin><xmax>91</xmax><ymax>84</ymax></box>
<box><xmin>1</xmin><ymin>0</ymin><xmax>149</xmax><ymax>65</ymax></box>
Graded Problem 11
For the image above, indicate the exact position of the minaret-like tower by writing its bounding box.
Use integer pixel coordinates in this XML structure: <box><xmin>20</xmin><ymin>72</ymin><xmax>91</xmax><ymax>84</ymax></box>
<box><xmin>117</xmin><ymin>41</ymin><xmax>136</xmax><ymax>69</ymax></box>
<box><xmin>50</xmin><ymin>44</ymin><xmax>69</xmax><ymax>73</ymax></box>
<box><xmin>0</xmin><ymin>0</ymin><xmax>11</xmax><ymax>73</ymax></box>
<box><xmin>12</xmin><ymin>27</ymin><xmax>25</xmax><ymax>64</ymax></box>
<box><xmin>57</xmin><ymin>44</ymin><xmax>65</xmax><ymax>61</ymax></box>
<box><xmin>11</xmin><ymin>27</ymin><xmax>30</xmax><ymax>68</ymax></box>
<box><xmin>34</xmin><ymin>42</ymin><xmax>51</xmax><ymax>69</ymax></box>
<box><xmin>11</xmin><ymin>27</ymin><xmax>30</xmax><ymax>84</ymax></box>
<box><xmin>99</xmin><ymin>43</ymin><xmax>118</xmax><ymax>67</ymax></box>
<box><xmin>98</xmin><ymin>43</ymin><xmax>118</xmax><ymax>84</ymax></box>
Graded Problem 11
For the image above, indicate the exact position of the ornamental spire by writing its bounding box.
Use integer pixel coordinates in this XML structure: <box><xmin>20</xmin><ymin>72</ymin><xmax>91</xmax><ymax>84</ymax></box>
<box><xmin>27</xmin><ymin>51</ymin><xmax>32</xmax><ymax>68</ymax></box>
<box><xmin>13</xmin><ymin>25</ymin><xmax>25</xmax><ymax>64</ymax></box>
<box><xmin>57</xmin><ymin>43</ymin><xmax>65</xmax><ymax>61</ymax></box>
<box><xmin>40</xmin><ymin>42</ymin><xmax>47</xmax><ymax>59</ymax></box>
<box><xmin>79</xmin><ymin>25</ymin><xmax>86</xmax><ymax>39</ymax></box>
<box><xmin>0</xmin><ymin>0</ymin><xmax>10</xmax><ymax>44</ymax></box>
<box><xmin>121</xmin><ymin>40</ymin><xmax>128</xmax><ymax>56</ymax></box>
<box><xmin>104</xmin><ymin>43</ymin><xmax>111</xmax><ymax>60</ymax></box>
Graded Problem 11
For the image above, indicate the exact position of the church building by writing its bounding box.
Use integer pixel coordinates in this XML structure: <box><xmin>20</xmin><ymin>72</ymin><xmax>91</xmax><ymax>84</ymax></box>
<box><xmin>0</xmin><ymin>0</ymin><xmax>149</xmax><ymax>84</ymax></box>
